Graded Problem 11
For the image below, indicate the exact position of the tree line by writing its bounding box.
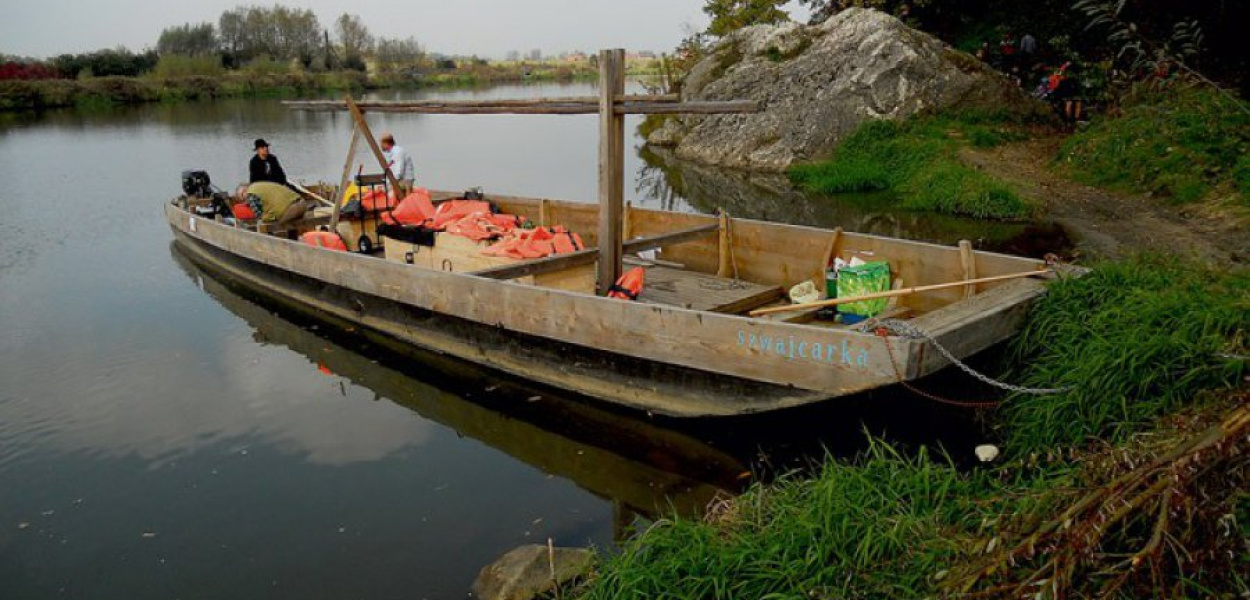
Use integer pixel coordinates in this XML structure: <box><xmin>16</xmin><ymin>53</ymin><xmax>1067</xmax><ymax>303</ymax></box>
<box><xmin>156</xmin><ymin>6</ymin><xmax>424</xmax><ymax>72</ymax></box>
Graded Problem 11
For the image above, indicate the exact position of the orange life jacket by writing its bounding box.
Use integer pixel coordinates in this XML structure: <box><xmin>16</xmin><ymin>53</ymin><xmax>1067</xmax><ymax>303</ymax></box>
<box><xmin>232</xmin><ymin>203</ymin><xmax>257</xmax><ymax>220</ymax></box>
<box><xmin>381</xmin><ymin>188</ymin><xmax>436</xmax><ymax>226</ymax></box>
<box><xmin>359</xmin><ymin>189</ymin><xmax>398</xmax><ymax>212</ymax></box>
<box><xmin>608</xmin><ymin>267</ymin><xmax>645</xmax><ymax>300</ymax></box>
<box><xmin>300</xmin><ymin>231</ymin><xmax>348</xmax><ymax>252</ymax></box>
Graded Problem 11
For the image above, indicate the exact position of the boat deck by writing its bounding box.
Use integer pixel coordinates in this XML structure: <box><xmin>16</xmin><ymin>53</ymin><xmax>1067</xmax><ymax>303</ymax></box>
<box><xmin>638</xmin><ymin>266</ymin><xmax>783</xmax><ymax>313</ymax></box>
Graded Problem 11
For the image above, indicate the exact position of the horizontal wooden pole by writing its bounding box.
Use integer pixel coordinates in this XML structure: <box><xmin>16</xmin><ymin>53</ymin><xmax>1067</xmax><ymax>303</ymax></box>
<box><xmin>284</xmin><ymin>94</ymin><xmax>676</xmax><ymax>110</ymax></box>
<box><xmin>623</xmin><ymin>223</ymin><xmax>719</xmax><ymax>252</ymax></box>
<box><xmin>615</xmin><ymin>101</ymin><xmax>759</xmax><ymax>115</ymax></box>
<box><xmin>471</xmin><ymin>224</ymin><xmax>721</xmax><ymax>281</ymax></box>
<box><xmin>748</xmin><ymin>269</ymin><xmax>1052</xmax><ymax>317</ymax></box>
<box><xmin>282</xmin><ymin>99</ymin><xmax>758</xmax><ymax>116</ymax></box>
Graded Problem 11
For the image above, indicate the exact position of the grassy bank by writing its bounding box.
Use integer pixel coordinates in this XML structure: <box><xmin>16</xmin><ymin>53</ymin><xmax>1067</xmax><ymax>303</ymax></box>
<box><xmin>788</xmin><ymin>114</ymin><xmax>1035</xmax><ymax>220</ymax></box>
<box><xmin>0</xmin><ymin>61</ymin><xmax>605</xmax><ymax>111</ymax></box>
<box><xmin>573</xmin><ymin>256</ymin><xmax>1248</xmax><ymax>599</ymax></box>
<box><xmin>1058</xmin><ymin>86</ymin><xmax>1250</xmax><ymax>206</ymax></box>
<box><xmin>0</xmin><ymin>71</ymin><xmax>372</xmax><ymax>110</ymax></box>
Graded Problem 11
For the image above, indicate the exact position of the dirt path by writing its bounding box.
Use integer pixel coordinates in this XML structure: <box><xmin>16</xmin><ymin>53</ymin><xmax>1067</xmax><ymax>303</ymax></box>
<box><xmin>960</xmin><ymin>137</ymin><xmax>1246</xmax><ymax>265</ymax></box>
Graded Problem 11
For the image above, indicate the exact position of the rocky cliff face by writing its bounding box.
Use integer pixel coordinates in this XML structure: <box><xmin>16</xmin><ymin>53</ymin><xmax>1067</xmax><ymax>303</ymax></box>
<box><xmin>648</xmin><ymin>8</ymin><xmax>1037</xmax><ymax>172</ymax></box>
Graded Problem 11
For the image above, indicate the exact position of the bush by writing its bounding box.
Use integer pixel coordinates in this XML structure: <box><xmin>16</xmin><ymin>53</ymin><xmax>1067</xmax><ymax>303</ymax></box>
<box><xmin>1004</xmin><ymin>255</ymin><xmax>1248</xmax><ymax>452</ymax></box>
<box><xmin>1058</xmin><ymin>86</ymin><xmax>1250</xmax><ymax>205</ymax></box>
<box><xmin>151</xmin><ymin>55</ymin><xmax>225</xmax><ymax>78</ymax></box>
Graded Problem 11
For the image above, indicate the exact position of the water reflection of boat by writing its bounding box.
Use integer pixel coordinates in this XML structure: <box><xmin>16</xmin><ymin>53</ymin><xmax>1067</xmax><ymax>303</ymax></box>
<box><xmin>170</xmin><ymin>242</ymin><xmax>744</xmax><ymax>522</ymax></box>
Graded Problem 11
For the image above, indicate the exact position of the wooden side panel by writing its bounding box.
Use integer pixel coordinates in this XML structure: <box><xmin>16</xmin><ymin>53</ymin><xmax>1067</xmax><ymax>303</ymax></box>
<box><xmin>533</xmin><ymin>264</ymin><xmax>596</xmax><ymax>294</ymax></box>
<box><xmin>169</xmin><ymin>204</ymin><xmax>910</xmax><ymax>397</ymax></box>
<box><xmin>628</xmin><ymin>209</ymin><xmax>720</xmax><ymax>274</ymax></box>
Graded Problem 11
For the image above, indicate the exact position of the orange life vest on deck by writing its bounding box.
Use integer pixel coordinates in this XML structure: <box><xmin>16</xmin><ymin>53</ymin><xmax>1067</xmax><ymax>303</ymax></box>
<box><xmin>359</xmin><ymin>189</ymin><xmax>399</xmax><ymax>212</ymax></box>
<box><xmin>300</xmin><ymin>231</ymin><xmax>348</xmax><ymax>251</ymax></box>
<box><xmin>381</xmin><ymin>189</ymin><xmax>436</xmax><ymax>226</ymax></box>
<box><xmin>608</xmin><ymin>267</ymin><xmax>645</xmax><ymax>300</ymax></box>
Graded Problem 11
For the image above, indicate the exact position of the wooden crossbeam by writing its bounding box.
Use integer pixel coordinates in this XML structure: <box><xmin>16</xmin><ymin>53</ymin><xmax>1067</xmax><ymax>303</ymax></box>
<box><xmin>282</xmin><ymin>99</ymin><xmax>758</xmax><ymax>116</ymax></box>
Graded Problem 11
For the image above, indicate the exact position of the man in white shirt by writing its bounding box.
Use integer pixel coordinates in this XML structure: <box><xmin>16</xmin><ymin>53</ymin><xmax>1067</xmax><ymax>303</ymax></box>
<box><xmin>379</xmin><ymin>132</ymin><xmax>416</xmax><ymax>194</ymax></box>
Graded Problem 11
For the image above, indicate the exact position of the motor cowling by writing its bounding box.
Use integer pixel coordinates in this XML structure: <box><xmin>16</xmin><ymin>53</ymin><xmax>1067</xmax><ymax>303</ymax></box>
<box><xmin>181</xmin><ymin>170</ymin><xmax>212</xmax><ymax>198</ymax></box>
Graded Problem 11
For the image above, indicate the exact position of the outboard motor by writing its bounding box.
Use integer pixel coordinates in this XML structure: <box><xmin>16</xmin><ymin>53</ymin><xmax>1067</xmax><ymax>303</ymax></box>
<box><xmin>181</xmin><ymin>170</ymin><xmax>212</xmax><ymax>198</ymax></box>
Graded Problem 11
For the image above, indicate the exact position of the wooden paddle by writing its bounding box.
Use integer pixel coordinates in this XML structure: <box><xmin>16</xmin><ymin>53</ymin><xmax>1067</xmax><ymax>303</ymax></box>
<box><xmin>748</xmin><ymin>268</ymin><xmax>1052</xmax><ymax>317</ymax></box>
<box><xmin>289</xmin><ymin>182</ymin><xmax>335</xmax><ymax>207</ymax></box>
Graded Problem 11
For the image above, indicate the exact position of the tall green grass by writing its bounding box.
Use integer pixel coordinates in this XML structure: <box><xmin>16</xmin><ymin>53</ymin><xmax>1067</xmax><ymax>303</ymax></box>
<box><xmin>788</xmin><ymin>115</ymin><xmax>1033</xmax><ymax>219</ymax></box>
<box><xmin>1004</xmin><ymin>255</ymin><xmax>1248</xmax><ymax>452</ymax></box>
<box><xmin>1058</xmin><ymin>86</ymin><xmax>1250</xmax><ymax>205</ymax></box>
<box><xmin>578</xmin><ymin>441</ymin><xmax>1062</xmax><ymax>600</ymax></box>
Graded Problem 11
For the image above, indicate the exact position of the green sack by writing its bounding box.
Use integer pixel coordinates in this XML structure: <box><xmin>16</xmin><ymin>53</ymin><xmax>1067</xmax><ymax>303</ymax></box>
<box><xmin>836</xmin><ymin>261</ymin><xmax>891</xmax><ymax>317</ymax></box>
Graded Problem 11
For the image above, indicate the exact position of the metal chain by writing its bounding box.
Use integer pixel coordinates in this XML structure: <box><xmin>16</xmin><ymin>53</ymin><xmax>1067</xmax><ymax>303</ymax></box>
<box><xmin>875</xmin><ymin>318</ymin><xmax>1074</xmax><ymax>396</ymax></box>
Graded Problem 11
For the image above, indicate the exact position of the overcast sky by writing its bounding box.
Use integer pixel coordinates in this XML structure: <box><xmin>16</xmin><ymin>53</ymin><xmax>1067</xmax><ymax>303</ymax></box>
<box><xmin>2</xmin><ymin>0</ymin><xmax>810</xmax><ymax>60</ymax></box>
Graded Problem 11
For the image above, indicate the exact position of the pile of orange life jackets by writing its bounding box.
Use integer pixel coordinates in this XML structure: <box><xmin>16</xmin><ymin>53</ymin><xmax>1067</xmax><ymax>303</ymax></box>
<box><xmin>382</xmin><ymin>193</ymin><xmax>585</xmax><ymax>259</ymax></box>
<box><xmin>483</xmin><ymin>226</ymin><xmax>584</xmax><ymax>259</ymax></box>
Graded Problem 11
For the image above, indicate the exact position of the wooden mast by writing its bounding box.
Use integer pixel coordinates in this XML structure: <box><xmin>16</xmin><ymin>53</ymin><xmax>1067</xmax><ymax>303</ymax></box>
<box><xmin>597</xmin><ymin>49</ymin><xmax>626</xmax><ymax>295</ymax></box>
<box><xmin>345</xmin><ymin>96</ymin><xmax>402</xmax><ymax>195</ymax></box>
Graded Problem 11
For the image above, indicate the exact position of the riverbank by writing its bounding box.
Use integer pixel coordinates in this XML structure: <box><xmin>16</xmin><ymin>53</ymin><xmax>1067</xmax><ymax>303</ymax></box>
<box><xmin>0</xmin><ymin>63</ymin><xmax>601</xmax><ymax>111</ymax></box>
<box><xmin>569</xmin><ymin>255</ymin><xmax>1248</xmax><ymax>599</ymax></box>
<box><xmin>783</xmin><ymin>85</ymin><xmax>1248</xmax><ymax>264</ymax></box>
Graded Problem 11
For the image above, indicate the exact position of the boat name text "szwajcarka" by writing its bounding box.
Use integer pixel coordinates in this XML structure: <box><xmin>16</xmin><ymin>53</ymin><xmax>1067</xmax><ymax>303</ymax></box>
<box><xmin>737</xmin><ymin>331</ymin><xmax>870</xmax><ymax>367</ymax></box>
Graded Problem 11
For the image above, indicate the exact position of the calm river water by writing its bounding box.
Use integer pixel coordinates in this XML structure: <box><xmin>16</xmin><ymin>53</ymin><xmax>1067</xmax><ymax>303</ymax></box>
<box><xmin>0</xmin><ymin>82</ymin><xmax>1063</xmax><ymax>599</ymax></box>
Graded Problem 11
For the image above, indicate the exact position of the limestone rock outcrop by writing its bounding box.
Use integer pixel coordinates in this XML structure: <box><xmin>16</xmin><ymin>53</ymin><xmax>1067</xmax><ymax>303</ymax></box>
<box><xmin>648</xmin><ymin>8</ymin><xmax>1037</xmax><ymax>172</ymax></box>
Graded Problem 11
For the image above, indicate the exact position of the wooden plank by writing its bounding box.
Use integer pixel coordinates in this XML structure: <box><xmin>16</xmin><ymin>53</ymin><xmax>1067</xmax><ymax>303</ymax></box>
<box><xmin>281</xmin><ymin>98</ymin><xmax>757</xmax><ymax>116</ymax></box>
<box><xmin>717</xmin><ymin>212</ymin><xmax>731</xmax><ymax>278</ymax></box>
<box><xmin>331</xmin><ymin>123</ymin><xmax>360</xmax><ymax>231</ymax></box>
<box><xmin>815</xmin><ymin>227</ymin><xmax>843</xmax><ymax>288</ymax></box>
<box><xmin>639</xmin><ymin>266</ymin><xmax>783</xmax><ymax>314</ymax></box>
<box><xmin>345</xmin><ymin>96</ymin><xmax>401</xmax><ymax>195</ymax></box>
<box><xmin>283</xmin><ymin>94</ymin><xmax>679</xmax><ymax>110</ymax></box>
<box><xmin>748</xmin><ymin>269</ymin><xmax>1051</xmax><ymax>317</ymax></box>
<box><xmin>627</xmin><ymin>223</ymin><xmax>719</xmax><ymax>251</ymax></box>
<box><xmin>596</xmin><ymin>48</ymin><xmax>626</xmax><ymax>295</ymax></box>
<box><xmin>959</xmin><ymin>239</ymin><xmax>978</xmax><ymax>298</ymax></box>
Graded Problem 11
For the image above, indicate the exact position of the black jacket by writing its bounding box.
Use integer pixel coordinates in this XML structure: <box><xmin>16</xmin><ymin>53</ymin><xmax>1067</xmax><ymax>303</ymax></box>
<box><xmin>249</xmin><ymin>154</ymin><xmax>287</xmax><ymax>184</ymax></box>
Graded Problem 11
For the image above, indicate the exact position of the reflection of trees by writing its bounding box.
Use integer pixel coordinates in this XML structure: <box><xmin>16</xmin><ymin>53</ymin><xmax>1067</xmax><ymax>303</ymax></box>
<box><xmin>635</xmin><ymin>145</ymin><xmax>1069</xmax><ymax>255</ymax></box>
<box><xmin>635</xmin><ymin>146</ymin><xmax>685</xmax><ymax>212</ymax></box>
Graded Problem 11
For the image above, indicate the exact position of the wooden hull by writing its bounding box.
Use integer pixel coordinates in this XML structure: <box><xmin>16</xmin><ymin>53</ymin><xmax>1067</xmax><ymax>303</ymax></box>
<box><xmin>165</xmin><ymin>199</ymin><xmax>1050</xmax><ymax>417</ymax></box>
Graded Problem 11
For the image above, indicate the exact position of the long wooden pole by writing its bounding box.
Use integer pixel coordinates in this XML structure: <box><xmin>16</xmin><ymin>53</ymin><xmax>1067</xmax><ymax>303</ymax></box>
<box><xmin>748</xmin><ymin>269</ymin><xmax>1052</xmax><ymax>317</ymax></box>
<box><xmin>283</xmin><ymin>100</ymin><xmax>758</xmax><ymax>116</ymax></box>
<box><xmin>344</xmin><ymin>96</ymin><xmax>401</xmax><ymax>195</ymax></box>
<box><xmin>285</xmin><ymin>94</ymin><xmax>679</xmax><ymax>109</ymax></box>
<box><xmin>596</xmin><ymin>49</ymin><xmax>626</xmax><ymax>295</ymax></box>
<box><xmin>330</xmin><ymin>121</ymin><xmax>361</xmax><ymax>230</ymax></box>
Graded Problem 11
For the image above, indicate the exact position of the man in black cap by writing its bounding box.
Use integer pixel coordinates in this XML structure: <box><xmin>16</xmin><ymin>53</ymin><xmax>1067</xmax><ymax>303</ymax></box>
<box><xmin>249</xmin><ymin>138</ymin><xmax>288</xmax><ymax>185</ymax></box>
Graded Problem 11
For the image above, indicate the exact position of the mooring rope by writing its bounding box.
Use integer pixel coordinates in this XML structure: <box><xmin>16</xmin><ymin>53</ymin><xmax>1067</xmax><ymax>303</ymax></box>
<box><xmin>873</xmin><ymin>318</ymin><xmax>1073</xmax><ymax>408</ymax></box>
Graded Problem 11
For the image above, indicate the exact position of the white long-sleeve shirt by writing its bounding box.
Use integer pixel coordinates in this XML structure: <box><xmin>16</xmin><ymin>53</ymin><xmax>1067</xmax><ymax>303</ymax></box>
<box><xmin>384</xmin><ymin>144</ymin><xmax>416</xmax><ymax>181</ymax></box>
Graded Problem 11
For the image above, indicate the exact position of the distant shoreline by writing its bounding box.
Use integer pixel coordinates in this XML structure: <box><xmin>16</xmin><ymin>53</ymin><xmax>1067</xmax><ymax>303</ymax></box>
<box><xmin>0</xmin><ymin>68</ymin><xmax>615</xmax><ymax>112</ymax></box>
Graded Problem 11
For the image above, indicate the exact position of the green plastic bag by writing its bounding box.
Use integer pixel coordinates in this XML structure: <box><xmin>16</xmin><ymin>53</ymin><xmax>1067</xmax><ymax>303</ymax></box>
<box><xmin>836</xmin><ymin>261</ymin><xmax>891</xmax><ymax>317</ymax></box>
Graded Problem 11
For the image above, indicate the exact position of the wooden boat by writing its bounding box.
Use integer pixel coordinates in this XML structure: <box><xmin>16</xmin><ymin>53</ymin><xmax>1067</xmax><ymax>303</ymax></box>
<box><xmin>166</xmin><ymin>189</ymin><xmax>1058</xmax><ymax>417</ymax></box>
<box><xmin>169</xmin><ymin>51</ymin><xmax>1066</xmax><ymax>417</ymax></box>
